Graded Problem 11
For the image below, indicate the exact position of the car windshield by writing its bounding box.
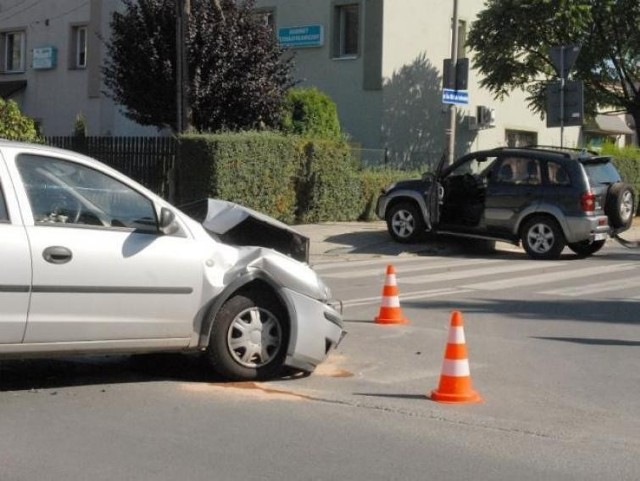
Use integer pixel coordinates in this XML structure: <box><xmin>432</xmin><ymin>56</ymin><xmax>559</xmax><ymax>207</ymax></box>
<box><xmin>582</xmin><ymin>161</ymin><xmax>621</xmax><ymax>185</ymax></box>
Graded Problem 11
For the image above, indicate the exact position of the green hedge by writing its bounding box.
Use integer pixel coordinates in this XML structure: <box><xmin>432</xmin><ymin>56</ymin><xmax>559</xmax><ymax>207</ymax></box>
<box><xmin>601</xmin><ymin>144</ymin><xmax>640</xmax><ymax>203</ymax></box>
<box><xmin>176</xmin><ymin>131</ymin><xmax>414</xmax><ymax>224</ymax></box>
<box><xmin>177</xmin><ymin>132</ymin><xmax>300</xmax><ymax>223</ymax></box>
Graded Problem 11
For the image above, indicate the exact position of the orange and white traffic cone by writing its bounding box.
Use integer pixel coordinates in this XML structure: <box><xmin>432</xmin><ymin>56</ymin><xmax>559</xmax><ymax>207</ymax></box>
<box><xmin>374</xmin><ymin>264</ymin><xmax>409</xmax><ymax>325</ymax></box>
<box><xmin>430</xmin><ymin>311</ymin><xmax>482</xmax><ymax>403</ymax></box>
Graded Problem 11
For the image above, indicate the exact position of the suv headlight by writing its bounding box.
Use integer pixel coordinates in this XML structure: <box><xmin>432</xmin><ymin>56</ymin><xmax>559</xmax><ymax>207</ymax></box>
<box><xmin>382</xmin><ymin>182</ymin><xmax>397</xmax><ymax>194</ymax></box>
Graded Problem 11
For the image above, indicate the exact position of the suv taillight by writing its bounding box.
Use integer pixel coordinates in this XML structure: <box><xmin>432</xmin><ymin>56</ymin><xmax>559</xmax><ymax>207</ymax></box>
<box><xmin>581</xmin><ymin>191</ymin><xmax>595</xmax><ymax>212</ymax></box>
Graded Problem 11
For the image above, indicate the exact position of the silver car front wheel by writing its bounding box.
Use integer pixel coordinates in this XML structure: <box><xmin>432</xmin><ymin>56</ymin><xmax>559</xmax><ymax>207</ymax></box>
<box><xmin>207</xmin><ymin>292</ymin><xmax>288</xmax><ymax>380</ymax></box>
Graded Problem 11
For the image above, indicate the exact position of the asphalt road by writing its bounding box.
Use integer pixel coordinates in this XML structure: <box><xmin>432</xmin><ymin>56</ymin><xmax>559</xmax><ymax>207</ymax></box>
<box><xmin>1</xmin><ymin>225</ymin><xmax>639</xmax><ymax>480</ymax></box>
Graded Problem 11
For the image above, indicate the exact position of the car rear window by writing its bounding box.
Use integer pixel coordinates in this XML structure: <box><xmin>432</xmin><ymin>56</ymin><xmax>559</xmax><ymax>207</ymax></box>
<box><xmin>582</xmin><ymin>161</ymin><xmax>621</xmax><ymax>185</ymax></box>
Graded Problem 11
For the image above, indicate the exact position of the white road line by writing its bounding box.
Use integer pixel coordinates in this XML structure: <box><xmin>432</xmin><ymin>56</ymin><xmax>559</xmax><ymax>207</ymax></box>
<box><xmin>541</xmin><ymin>275</ymin><xmax>640</xmax><ymax>297</ymax></box>
<box><xmin>342</xmin><ymin>287</ymin><xmax>473</xmax><ymax>308</ymax></box>
<box><xmin>321</xmin><ymin>258</ymin><xmax>500</xmax><ymax>279</ymax></box>
<box><xmin>463</xmin><ymin>262</ymin><xmax>638</xmax><ymax>291</ymax></box>
<box><xmin>312</xmin><ymin>256</ymin><xmax>430</xmax><ymax>271</ymax></box>
<box><xmin>400</xmin><ymin>261</ymin><xmax>563</xmax><ymax>284</ymax></box>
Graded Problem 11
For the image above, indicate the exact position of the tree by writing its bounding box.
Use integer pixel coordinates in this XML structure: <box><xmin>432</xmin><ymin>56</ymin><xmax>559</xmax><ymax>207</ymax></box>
<box><xmin>102</xmin><ymin>0</ymin><xmax>294</xmax><ymax>133</ymax></box>
<box><xmin>0</xmin><ymin>98</ymin><xmax>40</xmax><ymax>142</ymax></box>
<box><xmin>280</xmin><ymin>87</ymin><xmax>343</xmax><ymax>140</ymax></box>
<box><xmin>467</xmin><ymin>0</ymin><xmax>640</xmax><ymax>144</ymax></box>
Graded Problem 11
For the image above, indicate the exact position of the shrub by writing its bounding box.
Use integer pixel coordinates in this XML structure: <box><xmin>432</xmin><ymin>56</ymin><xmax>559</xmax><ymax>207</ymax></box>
<box><xmin>601</xmin><ymin>143</ymin><xmax>640</xmax><ymax>210</ymax></box>
<box><xmin>295</xmin><ymin>139</ymin><xmax>361</xmax><ymax>223</ymax></box>
<box><xmin>280</xmin><ymin>87</ymin><xmax>343</xmax><ymax>140</ymax></box>
<box><xmin>0</xmin><ymin>99</ymin><xmax>40</xmax><ymax>142</ymax></box>
<box><xmin>177</xmin><ymin>132</ymin><xmax>301</xmax><ymax>223</ymax></box>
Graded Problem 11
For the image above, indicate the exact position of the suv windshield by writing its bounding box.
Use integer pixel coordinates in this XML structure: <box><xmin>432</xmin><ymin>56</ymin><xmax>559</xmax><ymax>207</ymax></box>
<box><xmin>582</xmin><ymin>161</ymin><xmax>621</xmax><ymax>185</ymax></box>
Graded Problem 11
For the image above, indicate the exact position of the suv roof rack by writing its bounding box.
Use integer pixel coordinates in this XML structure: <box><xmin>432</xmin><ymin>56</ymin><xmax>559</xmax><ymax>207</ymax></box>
<box><xmin>521</xmin><ymin>145</ymin><xmax>600</xmax><ymax>158</ymax></box>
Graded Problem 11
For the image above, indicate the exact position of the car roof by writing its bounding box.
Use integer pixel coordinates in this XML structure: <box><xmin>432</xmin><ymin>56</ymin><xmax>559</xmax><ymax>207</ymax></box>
<box><xmin>464</xmin><ymin>146</ymin><xmax>612</xmax><ymax>163</ymax></box>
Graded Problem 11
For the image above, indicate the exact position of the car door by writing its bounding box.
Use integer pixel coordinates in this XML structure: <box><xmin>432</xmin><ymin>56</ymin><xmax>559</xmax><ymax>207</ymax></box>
<box><xmin>12</xmin><ymin>152</ymin><xmax>204</xmax><ymax>346</ymax></box>
<box><xmin>484</xmin><ymin>155</ymin><xmax>543</xmax><ymax>234</ymax></box>
<box><xmin>0</xmin><ymin>157</ymin><xmax>31</xmax><ymax>344</ymax></box>
<box><xmin>426</xmin><ymin>153</ymin><xmax>448</xmax><ymax>228</ymax></box>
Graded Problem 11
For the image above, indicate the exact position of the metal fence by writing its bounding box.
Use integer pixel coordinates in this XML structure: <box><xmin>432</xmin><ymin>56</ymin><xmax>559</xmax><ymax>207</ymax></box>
<box><xmin>350</xmin><ymin>147</ymin><xmax>441</xmax><ymax>172</ymax></box>
<box><xmin>45</xmin><ymin>136</ymin><xmax>177</xmax><ymax>198</ymax></box>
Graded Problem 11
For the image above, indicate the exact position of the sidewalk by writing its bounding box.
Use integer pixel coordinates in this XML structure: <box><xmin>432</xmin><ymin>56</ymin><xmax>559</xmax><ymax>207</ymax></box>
<box><xmin>295</xmin><ymin>218</ymin><xmax>640</xmax><ymax>264</ymax></box>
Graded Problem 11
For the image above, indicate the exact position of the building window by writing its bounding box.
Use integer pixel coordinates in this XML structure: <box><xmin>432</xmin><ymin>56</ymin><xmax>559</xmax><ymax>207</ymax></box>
<box><xmin>506</xmin><ymin>129</ymin><xmax>537</xmax><ymax>147</ymax></box>
<box><xmin>71</xmin><ymin>26</ymin><xmax>87</xmax><ymax>69</ymax></box>
<box><xmin>333</xmin><ymin>4</ymin><xmax>359</xmax><ymax>58</ymax></box>
<box><xmin>254</xmin><ymin>9</ymin><xmax>275</xmax><ymax>30</ymax></box>
<box><xmin>2</xmin><ymin>31</ymin><xmax>26</xmax><ymax>73</ymax></box>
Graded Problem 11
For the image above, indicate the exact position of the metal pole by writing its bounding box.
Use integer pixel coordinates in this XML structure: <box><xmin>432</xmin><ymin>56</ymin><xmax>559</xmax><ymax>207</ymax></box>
<box><xmin>445</xmin><ymin>0</ymin><xmax>459</xmax><ymax>166</ymax></box>
<box><xmin>176</xmin><ymin>0</ymin><xmax>183</xmax><ymax>134</ymax></box>
<box><xmin>559</xmin><ymin>46</ymin><xmax>565</xmax><ymax>148</ymax></box>
<box><xmin>176</xmin><ymin>0</ymin><xmax>191</xmax><ymax>134</ymax></box>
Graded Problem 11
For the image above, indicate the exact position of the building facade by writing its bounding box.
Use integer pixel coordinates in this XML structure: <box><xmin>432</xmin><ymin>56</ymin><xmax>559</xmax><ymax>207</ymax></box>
<box><xmin>254</xmin><ymin>0</ymin><xmax>635</xmax><ymax>166</ymax></box>
<box><xmin>0</xmin><ymin>0</ymin><xmax>156</xmax><ymax>136</ymax></box>
<box><xmin>0</xmin><ymin>0</ymin><xmax>634</xmax><ymax>159</ymax></box>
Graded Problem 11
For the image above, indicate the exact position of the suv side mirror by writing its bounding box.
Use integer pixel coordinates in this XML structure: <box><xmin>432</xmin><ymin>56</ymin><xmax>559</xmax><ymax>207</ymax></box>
<box><xmin>159</xmin><ymin>207</ymin><xmax>181</xmax><ymax>236</ymax></box>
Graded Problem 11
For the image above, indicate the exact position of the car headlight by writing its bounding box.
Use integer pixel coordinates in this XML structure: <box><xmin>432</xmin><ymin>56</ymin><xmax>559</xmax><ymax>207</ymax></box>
<box><xmin>316</xmin><ymin>276</ymin><xmax>332</xmax><ymax>302</ymax></box>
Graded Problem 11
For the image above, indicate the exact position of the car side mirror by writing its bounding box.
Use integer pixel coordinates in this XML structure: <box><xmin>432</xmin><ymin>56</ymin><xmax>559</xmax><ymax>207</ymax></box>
<box><xmin>159</xmin><ymin>207</ymin><xmax>181</xmax><ymax>236</ymax></box>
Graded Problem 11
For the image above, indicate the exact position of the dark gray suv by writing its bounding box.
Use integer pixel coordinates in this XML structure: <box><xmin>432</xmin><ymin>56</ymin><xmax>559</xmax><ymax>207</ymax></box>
<box><xmin>376</xmin><ymin>146</ymin><xmax>635</xmax><ymax>259</ymax></box>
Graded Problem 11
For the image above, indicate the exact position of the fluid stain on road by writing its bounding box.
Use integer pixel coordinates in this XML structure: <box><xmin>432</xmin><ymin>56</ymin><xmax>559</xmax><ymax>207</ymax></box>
<box><xmin>180</xmin><ymin>381</ymin><xmax>313</xmax><ymax>401</ymax></box>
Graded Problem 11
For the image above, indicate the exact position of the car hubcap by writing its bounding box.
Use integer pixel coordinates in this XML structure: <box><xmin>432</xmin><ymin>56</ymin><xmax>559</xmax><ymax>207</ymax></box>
<box><xmin>620</xmin><ymin>191</ymin><xmax>634</xmax><ymax>222</ymax></box>
<box><xmin>227</xmin><ymin>307</ymin><xmax>282</xmax><ymax>368</ymax></box>
<box><xmin>527</xmin><ymin>223</ymin><xmax>554</xmax><ymax>253</ymax></box>
<box><xmin>392</xmin><ymin>210</ymin><xmax>415</xmax><ymax>238</ymax></box>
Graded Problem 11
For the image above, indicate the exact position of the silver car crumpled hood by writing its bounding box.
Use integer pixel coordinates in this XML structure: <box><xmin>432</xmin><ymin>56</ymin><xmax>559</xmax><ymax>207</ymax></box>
<box><xmin>183</xmin><ymin>199</ymin><xmax>310</xmax><ymax>263</ymax></box>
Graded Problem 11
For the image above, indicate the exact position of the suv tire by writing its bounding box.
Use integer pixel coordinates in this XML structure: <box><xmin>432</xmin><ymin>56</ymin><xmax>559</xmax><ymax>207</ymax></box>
<box><xmin>567</xmin><ymin>239</ymin><xmax>606</xmax><ymax>257</ymax></box>
<box><xmin>521</xmin><ymin>216</ymin><xmax>566</xmax><ymax>260</ymax></box>
<box><xmin>606</xmin><ymin>182</ymin><xmax>635</xmax><ymax>229</ymax></box>
<box><xmin>386</xmin><ymin>202</ymin><xmax>425</xmax><ymax>243</ymax></box>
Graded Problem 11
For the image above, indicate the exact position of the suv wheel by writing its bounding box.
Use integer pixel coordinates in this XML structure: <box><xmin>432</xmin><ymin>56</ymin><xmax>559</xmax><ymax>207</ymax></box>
<box><xmin>386</xmin><ymin>202</ymin><xmax>425</xmax><ymax>243</ymax></box>
<box><xmin>606</xmin><ymin>182</ymin><xmax>635</xmax><ymax>229</ymax></box>
<box><xmin>521</xmin><ymin>216</ymin><xmax>566</xmax><ymax>260</ymax></box>
<box><xmin>567</xmin><ymin>239</ymin><xmax>606</xmax><ymax>257</ymax></box>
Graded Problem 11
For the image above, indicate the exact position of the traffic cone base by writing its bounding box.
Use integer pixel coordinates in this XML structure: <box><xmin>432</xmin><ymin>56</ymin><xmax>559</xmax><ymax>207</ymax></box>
<box><xmin>430</xmin><ymin>375</ymin><xmax>482</xmax><ymax>404</ymax></box>
<box><xmin>429</xmin><ymin>311</ymin><xmax>482</xmax><ymax>404</ymax></box>
<box><xmin>374</xmin><ymin>265</ymin><xmax>410</xmax><ymax>325</ymax></box>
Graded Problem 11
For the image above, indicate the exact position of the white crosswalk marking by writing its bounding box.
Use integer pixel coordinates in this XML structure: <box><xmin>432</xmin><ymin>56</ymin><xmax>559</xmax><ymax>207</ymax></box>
<box><xmin>319</xmin><ymin>254</ymin><xmax>640</xmax><ymax>306</ymax></box>
<box><xmin>320</xmin><ymin>258</ymin><xmax>499</xmax><ymax>279</ymax></box>
<box><xmin>401</xmin><ymin>260</ymin><xmax>564</xmax><ymax>284</ymax></box>
<box><xmin>462</xmin><ymin>262</ymin><xmax>637</xmax><ymax>291</ymax></box>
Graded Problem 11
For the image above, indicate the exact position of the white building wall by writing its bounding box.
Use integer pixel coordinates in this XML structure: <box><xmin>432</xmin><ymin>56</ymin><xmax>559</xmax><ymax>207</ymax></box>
<box><xmin>257</xmin><ymin>0</ymin><xmax>581</xmax><ymax>166</ymax></box>
<box><xmin>0</xmin><ymin>0</ymin><xmax>157</xmax><ymax>136</ymax></box>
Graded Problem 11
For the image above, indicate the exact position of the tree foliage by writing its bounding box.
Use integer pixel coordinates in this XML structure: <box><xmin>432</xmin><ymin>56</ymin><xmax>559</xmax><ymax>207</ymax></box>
<box><xmin>467</xmin><ymin>0</ymin><xmax>640</xmax><ymax>142</ymax></box>
<box><xmin>103</xmin><ymin>0</ymin><xmax>294</xmax><ymax>133</ymax></box>
<box><xmin>280</xmin><ymin>87</ymin><xmax>343</xmax><ymax>140</ymax></box>
<box><xmin>0</xmin><ymin>98</ymin><xmax>40</xmax><ymax>142</ymax></box>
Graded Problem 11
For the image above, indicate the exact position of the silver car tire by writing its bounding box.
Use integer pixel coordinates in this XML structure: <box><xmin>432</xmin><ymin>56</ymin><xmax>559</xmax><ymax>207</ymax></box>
<box><xmin>521</xmin><ymin>216</ymin><xmax>565</xmax><ymax>260</ymax></box>
<box><xmin>386</xmin><ymin>202</ymin><xmax>425</xmax><ymax>243</ymax></box>
<box><xmin>207</xmin><ymin>292</ymin><xmax>288</xmax><ymax>381</ymax></box>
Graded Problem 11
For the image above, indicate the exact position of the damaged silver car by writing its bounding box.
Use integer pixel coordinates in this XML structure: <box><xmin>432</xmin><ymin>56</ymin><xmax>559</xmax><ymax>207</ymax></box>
<box><xmin>0</xmin><ymin>140</ymin><xmax>345</xmax><ymax>381</ymax></box>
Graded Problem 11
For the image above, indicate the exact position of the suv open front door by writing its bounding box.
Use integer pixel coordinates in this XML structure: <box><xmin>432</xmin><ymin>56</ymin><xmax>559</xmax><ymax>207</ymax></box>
<box><xmin>426</xmin><ymin>153</ymin><xmax>447</xmax><ymax>230</ymax></box>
